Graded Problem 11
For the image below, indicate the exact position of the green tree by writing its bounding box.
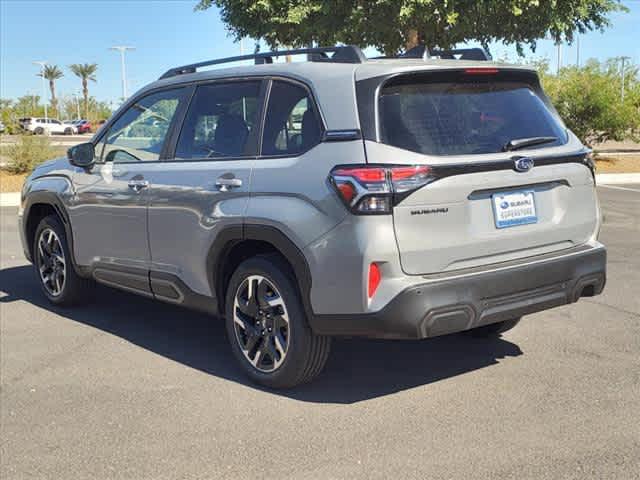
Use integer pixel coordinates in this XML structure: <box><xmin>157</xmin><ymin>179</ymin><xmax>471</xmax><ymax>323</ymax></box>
<box><xmin>540</xmin><ymin>59</ymin><xmax>639</xmax><ymax>146</ymax></box>
<box><xmin>18</xmin><ymin>94</ymin><xmax>43</xmax><ymax>117</ymax></box>
<box><xmin>37</xmin><ymin>65</ymin><xmax>64</xmax><ymax>117</ymax></box>
<box><xmin>195</xmin><ymin>0</ymin><xmax>626</xmax><ymax>54</ymax></box>
<box><xmin>69</xmin><ymin>63</ymin><xmax>98</xmax><ymax>118</ymax></box>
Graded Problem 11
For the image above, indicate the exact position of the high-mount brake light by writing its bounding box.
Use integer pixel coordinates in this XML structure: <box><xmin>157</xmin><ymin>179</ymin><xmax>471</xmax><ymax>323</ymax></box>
<box><xmin>330</xmin><ymin>165</ymin><xmax>435</xmax><ymax>214</ymax></box>
<box><xmin>464</xmin><ymin>68</ymin><xmax>499</xmax><ymax>75</ymax></box>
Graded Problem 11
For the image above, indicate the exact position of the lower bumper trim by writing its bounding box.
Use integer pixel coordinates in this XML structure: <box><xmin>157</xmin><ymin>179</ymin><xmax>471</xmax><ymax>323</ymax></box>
<box><xmin>310</xmin><ymin>246</ymin><xmax>606</xmax><ymax>339</ymax></box>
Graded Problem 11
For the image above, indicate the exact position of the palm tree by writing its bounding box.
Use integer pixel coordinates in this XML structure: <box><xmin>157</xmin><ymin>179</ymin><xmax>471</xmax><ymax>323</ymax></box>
<box><xmin>69</xmin><ymin>63</ymin><xmax>97</xmax><ymax>118</ymax></box>
<box><xmin>37</xmin><ymin>65</ymin><xmax>63</xmax><ymax>117</ymax></box>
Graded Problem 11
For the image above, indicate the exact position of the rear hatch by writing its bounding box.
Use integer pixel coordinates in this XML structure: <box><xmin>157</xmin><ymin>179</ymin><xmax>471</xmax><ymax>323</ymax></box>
<box><xmin>358</xmin><ymin>67</ymin><xmax>598</xmax><ymax>275</ymax></box>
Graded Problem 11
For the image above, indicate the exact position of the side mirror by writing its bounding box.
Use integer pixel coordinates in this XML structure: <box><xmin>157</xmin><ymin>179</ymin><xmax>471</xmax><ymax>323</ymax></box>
<box><xmin>68</xmin><ymin>142</ymin><xmax>95</xmax><ymax>168</ymax></box>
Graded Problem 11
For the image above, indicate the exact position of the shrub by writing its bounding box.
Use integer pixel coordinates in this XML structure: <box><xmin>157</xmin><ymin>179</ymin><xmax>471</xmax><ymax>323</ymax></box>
<box><xmin>4</xmin><ymin>135</ymin><xmax>60</xmax><ymax>174</ymax></box>
<box><xmin>539</xmin><ymin>59</ymin><xmax>640</xmax><ymax>146</ymax></box>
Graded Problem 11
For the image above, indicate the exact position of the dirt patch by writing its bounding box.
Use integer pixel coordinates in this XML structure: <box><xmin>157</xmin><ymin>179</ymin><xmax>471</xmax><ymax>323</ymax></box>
<box><xmin>0</xmin><ymin>171</ymin><xmax>27</xmax><ymax>193</ymax></box>
<box><xmin>595</xmin><ymin>140</ymin><xmax>640</xmax><ymax>152</ymax></box>
<box><xmin>595</xmin><ymin>155</ymin><xmax>640</xmax><ymax>173</ymax></box>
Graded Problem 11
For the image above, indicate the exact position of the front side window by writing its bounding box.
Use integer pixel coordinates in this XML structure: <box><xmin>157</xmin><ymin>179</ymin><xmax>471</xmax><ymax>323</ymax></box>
<box><xmin>261</xmin><ymin>81</ymin><xmax>322</xmax><ymax>156</ymax></box>
<box><xmin>379</xmin><ymin>79</ymin><xmax>567</xmax><ymax>156</ymax></box>
<box><xmin>175</xmin><ymin>81</ymin><xmax>261</xmax><ymax>160</ymax></box>
<box><xmin>98</xmin><ymin>88</ymin><xmax>185</xmax><ymax>163</ymax></box>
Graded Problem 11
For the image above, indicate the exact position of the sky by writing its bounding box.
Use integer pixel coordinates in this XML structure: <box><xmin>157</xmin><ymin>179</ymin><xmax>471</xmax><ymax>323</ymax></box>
<box><xmin>1</xmin><ymin>0</ymin><xmax>639</xmax><ymax>108</ymax></box>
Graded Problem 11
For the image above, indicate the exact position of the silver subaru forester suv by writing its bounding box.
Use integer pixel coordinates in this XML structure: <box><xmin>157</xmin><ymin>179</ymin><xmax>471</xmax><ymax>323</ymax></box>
<box><xmin>19</xmin><ymin>46</ymin><xmax>606</xmax><ymax>388</ymax></box>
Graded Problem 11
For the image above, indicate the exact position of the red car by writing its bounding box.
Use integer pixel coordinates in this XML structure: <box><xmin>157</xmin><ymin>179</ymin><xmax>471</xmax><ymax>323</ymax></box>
<box><xmin>74</xmin><ymin>119</ymin><xmax>92</xmax><ymax>134</ymax></box>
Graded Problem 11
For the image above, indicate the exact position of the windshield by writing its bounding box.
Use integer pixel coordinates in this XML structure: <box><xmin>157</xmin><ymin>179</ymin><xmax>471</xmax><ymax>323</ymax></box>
<box><xmin>379</xmin><ymin>80</ymin><xmax>567</xmax><ymax>156</ymax></box>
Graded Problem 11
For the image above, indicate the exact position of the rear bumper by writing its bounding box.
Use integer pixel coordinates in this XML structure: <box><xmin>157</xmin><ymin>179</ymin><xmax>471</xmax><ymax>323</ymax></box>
<box><xmin>310</xmin><ymin>245</ymin><xmax>606</xmax><ymax>339</ymax></box>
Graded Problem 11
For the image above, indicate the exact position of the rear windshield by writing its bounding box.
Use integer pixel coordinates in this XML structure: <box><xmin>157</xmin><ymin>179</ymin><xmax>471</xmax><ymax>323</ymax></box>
<box><xmin>379</xmin><ymin>80</ymin><xmax>567</xmax><ymax>156</ymax></box>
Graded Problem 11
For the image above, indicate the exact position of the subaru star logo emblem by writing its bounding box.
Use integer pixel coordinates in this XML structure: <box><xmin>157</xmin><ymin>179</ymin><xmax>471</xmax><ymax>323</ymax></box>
<box><xmin>500</xmin><ymin>200</ymin><xmax>509</xmax><ymax>209</ymax></box>
<box><xmin>514</xmin><ymin>157</ymin><xmax>534</xmax><ymax>173</ymax></box>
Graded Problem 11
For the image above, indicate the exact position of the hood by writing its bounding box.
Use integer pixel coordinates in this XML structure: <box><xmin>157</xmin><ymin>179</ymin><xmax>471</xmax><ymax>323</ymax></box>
<box><xmin>32</xmin><ymin>156</ymin><xmax>72</xmax><ymax>177</ymax></box>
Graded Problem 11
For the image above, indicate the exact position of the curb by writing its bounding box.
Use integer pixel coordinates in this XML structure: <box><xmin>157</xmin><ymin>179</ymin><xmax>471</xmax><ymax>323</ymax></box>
<box><xmin>595</xmin><ymin>149</ymin><xmax>640</xmax><ymax>154</ymax></box>
<box><xmin>0</xmin><ymin>192</ymin><xmax>20</xmax><ymax>207</ymax></box>
<box><xmin>595</xmin><ymin>173</ymin><xmax>640</xmax><ymax>185</ymax></box>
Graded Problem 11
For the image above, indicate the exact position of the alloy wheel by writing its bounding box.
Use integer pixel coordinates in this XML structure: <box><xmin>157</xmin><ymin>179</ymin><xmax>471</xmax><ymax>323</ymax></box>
<box><xmin>233</xmin><ymin>275</ymin><xmax>290</xmax><ymax>373</ymax></box>
<box><xmin>36</xmin><ymin>228</ymin><xmax>66</xmax><ymax>297</ymax></box>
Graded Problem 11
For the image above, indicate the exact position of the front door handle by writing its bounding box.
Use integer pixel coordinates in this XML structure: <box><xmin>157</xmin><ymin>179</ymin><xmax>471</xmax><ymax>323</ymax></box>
<box><xmin>128</xmin><ymin>179</ymin><xmax>149</xmax><ymax>193</ymax></box>
<box><xmin>215</xmin><ymin>176</ymin><xmax>242</xmax><ymax>192</ymax></box>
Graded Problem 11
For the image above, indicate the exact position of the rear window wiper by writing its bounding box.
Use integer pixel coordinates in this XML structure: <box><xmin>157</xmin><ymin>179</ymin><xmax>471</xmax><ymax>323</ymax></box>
<box><xmin>503</xmin><ymin>136</ymin><xmax>558</xmax><ymax>152</ymax></box>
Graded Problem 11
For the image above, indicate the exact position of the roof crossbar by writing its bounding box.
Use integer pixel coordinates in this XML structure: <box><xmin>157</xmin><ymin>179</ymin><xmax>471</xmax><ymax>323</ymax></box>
<box><xmin>159</xmin><ymin>45</ymin><xmax>367</xmax><ymax>80</ymax></box>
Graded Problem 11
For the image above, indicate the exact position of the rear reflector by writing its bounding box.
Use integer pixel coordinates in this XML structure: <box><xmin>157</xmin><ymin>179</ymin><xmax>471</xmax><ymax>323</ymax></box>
<box><xmin>368</xmin><ymin>263</ymin><xmax>381</xmax><ymax>298</ymax></box>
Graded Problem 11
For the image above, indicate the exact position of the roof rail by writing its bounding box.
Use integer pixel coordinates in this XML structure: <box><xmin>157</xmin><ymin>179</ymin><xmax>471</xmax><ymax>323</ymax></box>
<box><xmin>402</xmin><ymin>45</ymin><xmax>492</xmax><ymax>61</ymax></box>
<box><xmin>159</xmin><ymin>45</ymin><xmax>367</xmax><ymax>80</ymax></box>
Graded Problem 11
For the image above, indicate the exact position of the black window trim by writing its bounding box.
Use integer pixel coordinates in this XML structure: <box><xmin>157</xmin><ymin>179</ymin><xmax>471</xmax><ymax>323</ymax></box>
<box><xmin>257</xmin><ymin>76</ymin><xmax>326</xmax><ymax>159</ymax></box>
<box><xmin>92</xmin><ymin>85</ymin><xmax>192</xmax><ymax>165</ymax></box>
<box><xmin>92</xmin><ymin>73</ymin><xmax>328</xmax><ymax>165</ymax></box>
<box><xmin>164</xmin><ymin>77</ymin><xmax>269</xmax><ymax>163</ymax></box>
<box><xmin>356</xmin><ymin>68</ymin><xmax>569</xmax><ymax>151</ymax></box>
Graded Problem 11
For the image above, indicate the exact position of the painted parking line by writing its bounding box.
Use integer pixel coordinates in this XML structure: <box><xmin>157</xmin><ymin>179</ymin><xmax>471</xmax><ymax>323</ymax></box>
<box><xmin>598</xmin><ymin>184</ymin><xmax>640</xmax><ymax>193</ymax></box>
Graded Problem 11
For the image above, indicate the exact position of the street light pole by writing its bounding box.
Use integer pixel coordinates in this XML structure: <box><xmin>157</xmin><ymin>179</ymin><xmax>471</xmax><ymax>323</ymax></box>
<box><xmin>556</xmin><ymin>42</ymin><xmax>562</xmax><ymax>74</ymax></box>
<box><xmin>619</xmin><ymin>56</ymin><xmax>630</xmax><ymax>102</ymax></box>
<box><xmin>72</xmin><ymin>93</ymin><xmax>81</xmax><ymax>119</ymax></box>
<box><xmin>33</xmin><ymin>61</ymin><xmax>48</xmax><ymax>121</ymax></box>
<box><xmin>109</xmin><ymin>46</ymin><xmax>135</xmax><ymax>102</ymax></box>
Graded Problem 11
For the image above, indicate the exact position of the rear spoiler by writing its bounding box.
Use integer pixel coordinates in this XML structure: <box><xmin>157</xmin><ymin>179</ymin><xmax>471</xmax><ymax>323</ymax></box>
<box><xmin>402</xmin><ymin>46</ymin><xmax>492</xmax><ymax>61</ymax></box>
<box><xmin>375</xmin><ymin>46</ymin><xmax>492</xmax><ymax>62</ymax></box>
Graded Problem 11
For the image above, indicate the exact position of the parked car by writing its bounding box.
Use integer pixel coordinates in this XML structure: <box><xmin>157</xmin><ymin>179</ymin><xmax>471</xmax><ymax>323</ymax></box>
<box><xmin>22</xmin><ymin>117</ymin><xmax>76</xmax><ymax>135</ymax></box>
<box><xmin>75</xmin><ymin>119</ymin><xmax>92</xmax><ymax>134</ymax></box>
<box><xmin>18</xmin><ymin>46</ymin><xmax>606</xmax><ymax>388</ymax></box>
<box><xmin>63</xmin><ymin>119</ymin><xmax>78</xmax><ymax>130</ymax></box>
<box><xmin>0</xmin><ymin>121</ymin><xmax>5</xmax><ymax>133</ymax></box>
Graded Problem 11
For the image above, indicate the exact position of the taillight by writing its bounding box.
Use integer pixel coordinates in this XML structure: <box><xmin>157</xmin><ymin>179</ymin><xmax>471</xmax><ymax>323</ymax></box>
<box><xmin>330</xmin><ymin>165</ymin><xmax>434</xmax><ymax>214</ymax></box>
<box><xmin>368</xmin><ymin>263</ymin><xmax>381</xmax><ymax>298</ymax></box>
<box><xmin>584</xmin><ymin>151</ymin><xmax>596</xmax><ymax>182</ymax></box>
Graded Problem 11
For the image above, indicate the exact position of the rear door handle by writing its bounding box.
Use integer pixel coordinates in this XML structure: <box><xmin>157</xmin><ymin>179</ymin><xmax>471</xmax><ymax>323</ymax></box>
<box><xmin>128</xmin><ymin>179</ymin><xmax>149</xmax><ymax>193</ymax></box>
<box><xmin>215</xmin><ymin>176</ymin><xmax>242</xmax><ymax>192</ymax></box>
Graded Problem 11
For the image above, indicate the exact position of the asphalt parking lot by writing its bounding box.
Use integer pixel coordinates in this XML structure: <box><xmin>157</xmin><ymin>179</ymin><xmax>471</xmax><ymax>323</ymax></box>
<box><xmin>1</xmin><ymin>185</ymin><xmax>639</xmax><ymax>479</ymax></box>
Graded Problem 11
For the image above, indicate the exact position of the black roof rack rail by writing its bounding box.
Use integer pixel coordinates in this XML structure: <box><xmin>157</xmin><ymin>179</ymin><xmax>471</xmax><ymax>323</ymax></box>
<box><xmin>159</xmin><ymin>45</ymin><xmax>367</xmax><ymax>80</ymax></box>
<box><xmin>401</xmin><ymin>45</ymin><xmax>492</xmax><ymax>61</ymax></box>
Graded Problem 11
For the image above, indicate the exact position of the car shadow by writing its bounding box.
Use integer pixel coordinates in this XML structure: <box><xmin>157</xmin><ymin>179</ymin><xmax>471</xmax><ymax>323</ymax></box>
<box><xmin>0</xmin><ymin>265</ymin><xmax>523</xmax><ymax>404</ymax></box>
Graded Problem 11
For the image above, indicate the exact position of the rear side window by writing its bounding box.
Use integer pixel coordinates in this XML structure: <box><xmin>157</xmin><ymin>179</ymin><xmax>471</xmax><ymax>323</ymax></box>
<box><xmin>379</xmin><ymin>79</ymin><xmax>567</xmax><ymax>156</ymax></box>
<box><xmin>261</xmin><ymin>81</ymin><xmax>322</xmax><ymax>156</ymax></box>
<box><xmin>175</xmin><ymin>81</ymin><xmax>261</xmax><ymax>160</ymax></box>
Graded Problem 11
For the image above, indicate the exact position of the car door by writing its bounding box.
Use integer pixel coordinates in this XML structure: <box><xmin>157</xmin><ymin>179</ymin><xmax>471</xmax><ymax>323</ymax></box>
<box><xmin>50</xmin><ymin>119</ymin><xmax>62</xmax><ymax>134</ymax></box>
<box><xmin>143</xmin><ymin>79</ymin><xmax>266</xmax><ymax>301</ymax></box>
<box><xmin>68</xmin><ymin>87</ymin><xmax>189</xmax><ymax>294</ymax></box>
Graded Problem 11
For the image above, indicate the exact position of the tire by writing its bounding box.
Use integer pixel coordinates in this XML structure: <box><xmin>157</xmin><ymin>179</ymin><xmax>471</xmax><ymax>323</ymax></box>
<box><xmin>466</xmin><ymin>317</ymin><xmax>521</xmax><ymax>337</ymax></box>
<box><xmin>225</xmin><ymin>255</ymin><xmax>331</xmax><ymax>388</ymax></box>
<box><xmin>34</xmin><ymin>127</ymin><xmax>44</xmax><ymax>135</ymax></box>
<box><xmin>33</xmin><ymin>215</ymin><xmax>93</xmax><ymax>306</ymax></box>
